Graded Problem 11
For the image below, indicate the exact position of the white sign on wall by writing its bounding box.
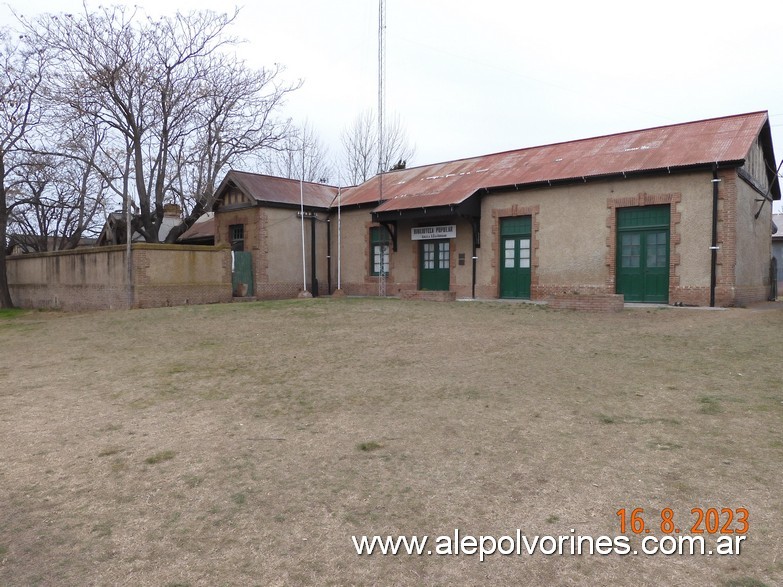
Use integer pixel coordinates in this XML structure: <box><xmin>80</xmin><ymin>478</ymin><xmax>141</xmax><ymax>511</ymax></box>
<box><xmin>411</xmin><ymin>225</ymin><xmax>457</xmax><ymax>240</ymax></box>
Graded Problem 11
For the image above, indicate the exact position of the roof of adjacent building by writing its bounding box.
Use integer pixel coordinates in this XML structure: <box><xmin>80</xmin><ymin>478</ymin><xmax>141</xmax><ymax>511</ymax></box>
<box><xmin>215</xmin><ymin>170</ymin><xmax>338</xmax><ymax>209</ymax></box>
<box><xmin>178</xmin><ymin>213</ymin><xmax>215</xmax><ymax>243</ymax></box>
<box><xmin>773</xmin><ymin>214</ymin><xmax>783</xmax><ymax>239</ymax></box>
<box><xmin>341</xmin><ymin>111</ymin><xmax>778</xmax><ymax>211</ymax></box>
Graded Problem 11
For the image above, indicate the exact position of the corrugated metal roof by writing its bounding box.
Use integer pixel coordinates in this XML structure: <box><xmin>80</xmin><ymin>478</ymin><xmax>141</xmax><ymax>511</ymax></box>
<box><xmin>178</xmin><ymin>215</ymin><xmax>215</xmax><ymax>241</ymax></box>
<box><xmin>221</xmin><ymin>170</ymin><xmax>338</xmax><ymax>208</ymax></box>
<box><xmin>342</xmin><ymin>111</ymin><xmax>773</xmax><ymax>212</ymax></box>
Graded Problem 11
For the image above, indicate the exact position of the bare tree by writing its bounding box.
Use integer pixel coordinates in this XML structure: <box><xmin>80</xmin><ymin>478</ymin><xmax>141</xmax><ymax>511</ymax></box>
<box><xmin>7</xmin><ymin>155</ymin><xmax>60</xmax><ymax>252</ymax></box>
<box><xmin>0</xmin><ymin>29</ymin><xmax>47</xmax><ymax>308</ymax></box>
<box><xmin>23</xmin><ymin>6</ymin><xmax>299</xmax><ymax>244</ymax></box>
<box><xmin>381</xmin><ymin>114</ymin><xmax>416</xmax><ymax>174</ymax></box>
<box><xmin>340</xmin><ymin>109</ymin><xmax>415</xmax><ymax>185</ymax></box>
<box><xmin>264</xmin><ymin>120</ymin><xmax>333</xmax><ymax>183</ymax></box>
<box><xmin>8</xmin><ymin>147</ymin><xmax>107</xmax><ymax>252</ymax></box>
<box><xmin>341</xmin><ymin>110</ymin><xmax>376</xmax><ymax>185</ymax></box>
<box><xmin>165</xmin><ymin>54</ymin><xmax>298</xmax><ymax>241</ymax></box>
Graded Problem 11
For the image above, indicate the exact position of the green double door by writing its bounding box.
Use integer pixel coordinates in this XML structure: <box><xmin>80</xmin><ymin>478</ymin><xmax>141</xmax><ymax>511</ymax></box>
<box><xmin>500</xmin><ymin>216</ymin><xmax>531</xmax><ymax>299</ymax></box>
<box><xmin>419</xmin><ymin>240</ymin><xmax>450</xmax><ymax>291</ymax></box>
<box><xmin>616</xmin><ymin>205</ymin><xmax>669</xmax><ymax>303</ymax></box>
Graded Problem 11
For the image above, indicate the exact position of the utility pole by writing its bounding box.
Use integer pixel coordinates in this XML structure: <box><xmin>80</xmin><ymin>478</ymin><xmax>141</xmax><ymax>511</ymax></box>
<box><xmin>378</xmin><ymin>0</ymin><xmax>387</xmax><ymax>297</ymax></box>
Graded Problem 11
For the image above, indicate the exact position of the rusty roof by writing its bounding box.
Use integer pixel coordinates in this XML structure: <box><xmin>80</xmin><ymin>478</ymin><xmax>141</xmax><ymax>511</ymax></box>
<box><xmin>341</xmin><ymin>111</ymin><xmax>776</xmax><ymax>213</ymax></box>
<box><xmin>217</xmin><ymin>170</ymin><xmax>338</xmax><ymax>209</ymax></box>
<box><xmin>178</xmin><ymin>215</ymin><xmax>215</xmax><ymax>241</ymax></box>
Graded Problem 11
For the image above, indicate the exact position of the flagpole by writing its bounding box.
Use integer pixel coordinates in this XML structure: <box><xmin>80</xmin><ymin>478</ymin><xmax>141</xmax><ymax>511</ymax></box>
<box><xmin>298</xmin><ymin>133</ymin><xmax>311</xmax><ymax>298</ymax></box>
<box><xmin>337</xmin><ymin>185</ymin><xmax>342</xmax><ymax>290</ymax></box>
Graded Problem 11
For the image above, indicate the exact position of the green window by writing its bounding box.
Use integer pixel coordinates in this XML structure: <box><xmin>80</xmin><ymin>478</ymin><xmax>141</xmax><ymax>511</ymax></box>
<box><xmin>620</xmin><ymin>233</ymin><xmax>641</xmax><ymax>268</ymax></box>
<box><xmin>229</xmin><ymin>224</ymin><xmax>244</xmax><ymax>252</ymax></box>
<box><xmin>370</xmin><ymin>226</ymin><xmax>390</xmax><ymax>276</ymax></box>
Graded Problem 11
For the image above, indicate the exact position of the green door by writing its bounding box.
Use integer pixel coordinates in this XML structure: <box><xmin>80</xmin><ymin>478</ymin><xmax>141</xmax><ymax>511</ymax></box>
<box><xmin>616</xmin><ymin>206</ymin><xmax>669</xmax><ymax>303</ymax></box>
<box><xmin>499</xmin><ymin>216</ymin><xmax>532</xmax><ymax>298</ymax></box>
<box><xmin>232</xmin><ymin>251</ymin><xmax>254</xmax><ymax>297</ymax></box>
<box><xmin>419</xmin><ymin>240</ymin><xmax>450</xmax><ymax>291</ymax></box>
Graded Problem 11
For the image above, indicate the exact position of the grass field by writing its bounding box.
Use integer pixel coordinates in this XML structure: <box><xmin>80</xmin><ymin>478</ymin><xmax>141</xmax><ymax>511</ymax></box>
<box><xmin>1</xmin><ymin>298</ymin><xmax>782</xmax><ymax>586</ymax></box>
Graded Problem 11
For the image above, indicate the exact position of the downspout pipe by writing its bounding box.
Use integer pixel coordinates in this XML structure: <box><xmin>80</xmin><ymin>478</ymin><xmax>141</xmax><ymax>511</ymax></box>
<box><xmin>326</xmin><ymin>218</ymin><xmax>332</xmax><ymax>294</ymax></box>
<box><xmin>471</xmin><ymin>218</ymin><xmax>478</xmax><ymax>299</ymax></box>
<box><xmin>311</xmin><ymin>214</ymin><xmax>318</xmax><ymax>297</ymax></box>
<box><xmin>710</xmin><ymin>165</ymin><xmax>720</xmax><ymax>307</ymax></box>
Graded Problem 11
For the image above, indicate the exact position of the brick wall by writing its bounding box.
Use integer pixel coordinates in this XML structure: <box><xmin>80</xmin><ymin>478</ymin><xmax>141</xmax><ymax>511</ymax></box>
<box><xmin>547</xmin><ymin>292</ymin><xmax>624</xmax><ymax>312</ymax></box>
<box><xmin>7</xmin><ymin>244</ymin><xmax>231</xmax><ymax>311</ymax></box>
<box><xmin>713</xmin><ymin>170</ymin><xmax>738</xmax><ymax>306</ymax></box>
<box><xmin>534</xmin><ymin>284</ymin><xmax>612</xmax><ymax>298</ymax></box>
<box><xmin>254</xmin><ymin>282</ymin><xmax>330</xmax><ymax>299</ymax></box>
<box><xmin>400</xmin><ymin>290</ymin><xmax>457</xmax><ymax>302</ymax></box>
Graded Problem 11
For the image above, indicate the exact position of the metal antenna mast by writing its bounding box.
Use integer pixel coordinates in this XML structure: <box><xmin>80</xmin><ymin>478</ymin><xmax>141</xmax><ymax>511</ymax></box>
<box><xmin>377</xmin><ymin>0</ymin><xmax>387</xmax><ymax>297</ymax></box>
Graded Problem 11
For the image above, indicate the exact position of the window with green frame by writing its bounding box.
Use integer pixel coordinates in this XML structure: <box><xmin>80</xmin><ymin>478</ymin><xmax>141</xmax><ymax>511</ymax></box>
<box><xmin>229</xmin><ymin>223</ymin><xmax>244</xmax><ymax>252</ymax></box>
<box><xmin>370</xmin><ymin>226</ymin><xmax>390</xmax><ymax>276</ymax></box>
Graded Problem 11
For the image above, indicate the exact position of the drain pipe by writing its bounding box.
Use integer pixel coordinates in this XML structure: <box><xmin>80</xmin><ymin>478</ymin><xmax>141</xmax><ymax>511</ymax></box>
<box><xmin>471</xmin><ymin>218</ymin><xmax>479</xmax><ymax>299</ymax></box>
<box><xmin>326</xmin><ymin>217</ymin><xmax>332</xmax><ymax>294</ymax></box>
<box><xmin>310</xmin><ymin>214</ymin><xmax>318</xmax><ymax>297</ymax></box>
<box><xmin>710</xmin><ymin>166</ymin><xmax>720</xmax><ymax>307</ymax></box>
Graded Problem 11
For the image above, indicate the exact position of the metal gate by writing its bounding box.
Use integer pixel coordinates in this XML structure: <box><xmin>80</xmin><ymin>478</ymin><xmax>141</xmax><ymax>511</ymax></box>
<box><xmin>232</xmin><ymin>251</ymin><xmax>254</xmax><ymax>297</ymax></box>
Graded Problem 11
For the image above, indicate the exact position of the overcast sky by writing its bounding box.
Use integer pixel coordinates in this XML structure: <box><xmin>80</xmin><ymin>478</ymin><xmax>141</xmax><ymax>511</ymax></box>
<box><xmin>2</xmin><ymin>0</ymin><xmax>782</xmax><ymax>211</ymax></box>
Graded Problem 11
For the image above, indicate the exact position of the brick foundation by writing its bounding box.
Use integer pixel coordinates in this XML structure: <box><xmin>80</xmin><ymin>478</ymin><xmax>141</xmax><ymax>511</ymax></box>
<box><xmin>533</xmin><ymin>284</ymin><xmax>611</xmax><ymax>300</ymax></box>
<box><xmin>254</xmin><ymin>282</ymin><xmax>328</xmax><ymax>300</ymax></box>
<box><xmin>340</xmin><ymin>281</ymin><xmax>417</xmax><ymax>297</ymax></box>
<box><xmin>400</xmin><ymin>290</ymin><xmax>457</xmax><ymax>302</ymax></box>
<box><xmin>669</xmin><ymin>286</ymin><xmax>710</xmax><ymax>307</ymax></box>
<box><xmin>547</xmin><ymin>292</ymin><xmax>625</xmax><ymax>312</ymax></box>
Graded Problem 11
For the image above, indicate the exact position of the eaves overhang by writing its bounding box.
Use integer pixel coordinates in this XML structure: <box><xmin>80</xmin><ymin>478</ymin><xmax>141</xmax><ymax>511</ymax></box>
<box><xmin>482</xmin><ymin>160</ymin><xmax>748</xmax><ymax>196</ymax></box>
<box><xmin>371</xmin><ymin>192</ymin><xmax>481</xmax><ymax>223</ymax></box>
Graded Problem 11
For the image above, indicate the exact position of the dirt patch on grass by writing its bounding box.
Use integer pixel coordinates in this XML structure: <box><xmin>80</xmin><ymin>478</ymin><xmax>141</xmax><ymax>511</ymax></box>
<box><xmin>1</xmin><ymin>299</ymin><xmax>782</xmax><ymax>585</ymax></box>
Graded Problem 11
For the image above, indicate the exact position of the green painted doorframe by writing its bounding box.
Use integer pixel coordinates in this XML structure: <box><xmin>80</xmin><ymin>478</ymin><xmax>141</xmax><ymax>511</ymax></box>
<box><xmin>419</xmin><ymin>240</ymin><xmax>450</xmax><ymax>291</ymax></box>
<box><xmin>616</xmin><ymin>206</ymin><xmax>670</xmax><ymax>303</ymax></box>
<box><xmin>499</xmin><ymin>216</ymin><xmax>532</xmax><ymax>299</ymax></box>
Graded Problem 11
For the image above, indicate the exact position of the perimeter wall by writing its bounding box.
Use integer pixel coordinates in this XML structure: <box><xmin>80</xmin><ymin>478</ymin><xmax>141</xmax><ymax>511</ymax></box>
<box><xmin>7</xmin><ymin>244</ymin><xmax>231</xmax><ymax>311</ymax></box>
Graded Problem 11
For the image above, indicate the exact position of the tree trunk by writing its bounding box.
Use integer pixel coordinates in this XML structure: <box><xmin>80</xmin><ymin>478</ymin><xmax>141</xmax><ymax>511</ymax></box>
<box><xmin>0</xmin><ymin>196</ymin><xmax>15</xmax><ymax>308</ymax></box>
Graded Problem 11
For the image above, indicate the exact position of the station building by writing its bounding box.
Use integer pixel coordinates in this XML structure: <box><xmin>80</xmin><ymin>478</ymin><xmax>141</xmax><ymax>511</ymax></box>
<box><xmin>211</xmin><ymin>111</ymin><xmax>779</xmax><ymax>307</ymax></box>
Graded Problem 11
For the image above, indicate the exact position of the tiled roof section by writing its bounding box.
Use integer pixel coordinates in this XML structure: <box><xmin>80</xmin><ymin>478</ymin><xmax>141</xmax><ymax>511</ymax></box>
<box><xmin>178</xmin><ymin>215</ymin><xmax>214</xmax><ymax>241</ymax></box>
<box><xmin>225</xmin><ymin>170</ymin><xmax>338</xmax><ymax>208</ymax></box>
<box><xmin>341</xmin><ymin>111</ymin><xmax>772</xmax><ymax>212</ymax></box>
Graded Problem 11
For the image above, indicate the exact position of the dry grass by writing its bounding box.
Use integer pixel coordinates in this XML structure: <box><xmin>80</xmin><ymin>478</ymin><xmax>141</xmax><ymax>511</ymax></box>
<box><xmin>0</xmin><ymin>298</ymin><xmax>782</xmax><ymax>586</ymax></box>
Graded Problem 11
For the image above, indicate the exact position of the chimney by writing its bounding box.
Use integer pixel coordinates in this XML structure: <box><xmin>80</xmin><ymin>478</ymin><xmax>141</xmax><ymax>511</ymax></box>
<box><xmin>163</xmin><ymin>203</ymin><xmax>182</xmax><ymax>218</ymax></box>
